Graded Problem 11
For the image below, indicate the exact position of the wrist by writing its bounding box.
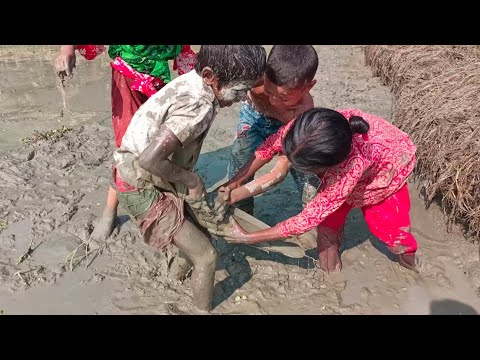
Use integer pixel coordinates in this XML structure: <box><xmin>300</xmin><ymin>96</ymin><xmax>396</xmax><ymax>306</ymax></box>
<box><xmin>60</xmin><ymin>45</ymin><xmax>76</xmax><ymax>55</ymax></box>
<box><xmin>189</xmin><ymin>174</ymin><xmax>202</xmax><ymax>189</ymax></box>
<box><xmin>229</xmin><ymin>189</ymin><xmax>240</xmax><ymax>204</ymax></box>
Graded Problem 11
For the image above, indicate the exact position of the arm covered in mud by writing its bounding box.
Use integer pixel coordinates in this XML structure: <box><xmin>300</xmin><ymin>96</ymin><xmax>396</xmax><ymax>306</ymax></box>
<box><xmin>219</xmin><ymin>120</ymin><xmax>294</xmax><ymax>193</ymax></box>
<box><xmin>222</xmin><ymin>156</ymin><xmax>291</xmax><ymax>244</ymax></box>
<box><xmin>227</xmin><ymin>156</ymin><xmax>367</xmax><ymax>244</ymax></box>
<box><xmin>228</xmin><ymin>155</ymin><xmax>291</xmax><ymax>204</ymax></box>
<box><xmin>55</xmin><ymin>45</ymin><xmax>106</xmax><ymax>78</ymax></box>
<box><xmin>226</xmin><ymin>219</ymin><xmax>284</xmax><ymax>244</ymax></box>
<box><xmin>55</xmin><ymin>46</ymin><xmax>77</xmax><ymax>78</ymax></box>
<box><xmin>219</xmin><ymin>155</ymin><xmax>270</xmax><ymax>191</ymax></box>
<box><xmin>138</xmin><ymin>125</ymin><xmax>204</xmax><ymax>199</ymax></box>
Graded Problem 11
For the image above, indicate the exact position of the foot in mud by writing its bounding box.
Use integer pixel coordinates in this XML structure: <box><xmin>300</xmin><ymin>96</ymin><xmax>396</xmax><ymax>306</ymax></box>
<box><xmin>89</xmin><ymin>213</ymin><xmax>117</xmax><ymax>245</ymax></box>
<box><xmin>168</xmin><ymin>255</ymin><xmax>193</xmax><ymax>281</ymax></box>
<box><xmin>398</xmin><ymin>253</ymin><xmax>420</xmax><ymax>273</ymax></box>
<box><xmin>318</xmin><ymin>244</ymin><xmax>342</xmax><ymax>273</ymax></box>
<box><xmin>190</xmin><ymin>306</ymin><xmax>212</xmax><ymax>315</ymax></box>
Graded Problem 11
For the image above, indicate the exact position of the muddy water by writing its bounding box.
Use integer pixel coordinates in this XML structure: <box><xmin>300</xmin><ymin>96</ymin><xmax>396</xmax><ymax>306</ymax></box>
<box><xmin>0</xmin><ymin>46</ymin><xmax>111</xmax><ymax>153</ymax></box>
<box><xmin>0</xmin><ymin>45</ymin><xmax>479</xmax><ymax>315</ymax></box>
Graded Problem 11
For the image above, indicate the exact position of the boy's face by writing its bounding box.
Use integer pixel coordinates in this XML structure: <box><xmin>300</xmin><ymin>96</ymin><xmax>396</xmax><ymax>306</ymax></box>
<box><xmin>215</xmin><ymin>80</ymin><xmax>254</xmax><ymax>108</ymax></box>
<box><xmin>201</xmin><ymin>67</ymin><xmax>256</xmax><ymax>108</ymax></box>
<box><xmin>263</xmin><ymin>76</ymin><xmax>314</xmax><ymax>108</ymax></box>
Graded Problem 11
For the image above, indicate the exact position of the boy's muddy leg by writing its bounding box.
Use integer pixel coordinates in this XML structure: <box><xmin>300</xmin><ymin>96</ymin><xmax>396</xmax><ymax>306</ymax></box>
<box><xmin>173</xmin><ymin>219</ymin><xmax>218</xmax><ymax>312</ymax></box>
<box><xmin>168</xmin><ymin>250</ymin><xmax>193</xmax><ymax>281</ymax></box>
<box><xmin>90</xmin><ymin>186</ymin><xmax>118</xmax><ymax>243</ymax></box>
<box><xmin>317</xmin><ymin>226</ymin><xmax>344</xmax><ymax>273</ymax></box>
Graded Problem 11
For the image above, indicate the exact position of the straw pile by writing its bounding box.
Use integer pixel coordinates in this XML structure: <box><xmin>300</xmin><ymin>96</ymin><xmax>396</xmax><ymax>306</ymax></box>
<box><xmin>365</xmin><ymin>45</ymin><xmax>480</xmax><ymax>238</ymax></box>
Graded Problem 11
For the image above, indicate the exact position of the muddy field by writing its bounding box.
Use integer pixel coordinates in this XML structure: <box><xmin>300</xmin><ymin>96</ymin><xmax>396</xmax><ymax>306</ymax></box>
<box><xmin>0</xmin><ymin>45</ymin><xmax>479</xmax><ymax>314</ymax></box>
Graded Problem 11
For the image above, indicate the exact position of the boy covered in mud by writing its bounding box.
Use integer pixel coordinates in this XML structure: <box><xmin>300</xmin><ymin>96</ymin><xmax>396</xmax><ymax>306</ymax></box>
<box><xmin>54</xmin><ymin>45</ymin><xmax>196</xmax><ymax>244</ymax></box>
<box><xmin>112</xmin><ymin>45</ymin><xmax>266</xmax><ymax>312</ymax></box>
<box><xmin>224</xmin><ymin>45</ymin><xmax>320</xmax><ymax>214</ymax></box>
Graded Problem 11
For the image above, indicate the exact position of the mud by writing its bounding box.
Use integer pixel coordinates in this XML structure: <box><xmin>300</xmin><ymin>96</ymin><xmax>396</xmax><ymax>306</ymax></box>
<box><xmin>0</xmin><ymin>45</ymin><xmax>479</xmax><ymax>314</ymax></box>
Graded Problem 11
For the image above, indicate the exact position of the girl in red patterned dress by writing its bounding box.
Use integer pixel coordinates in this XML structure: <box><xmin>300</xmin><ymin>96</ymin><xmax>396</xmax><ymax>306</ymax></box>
<box><xmin>223</xmin><ymin>107</ymin><xmax>418</xmax><ymax>273</ymax></box>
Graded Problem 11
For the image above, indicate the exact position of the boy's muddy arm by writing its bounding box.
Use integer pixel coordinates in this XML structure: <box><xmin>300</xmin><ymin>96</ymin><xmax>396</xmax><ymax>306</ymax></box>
<box><xmin>138</xmin><ymin>125</ymin><xmax>203</xmax><ymax>198</ymax></box>
<box><xmin>55</xmin><ymin>46</ymin><xmax>77</xmax><ymax>77</ymax></box>
<box><xmin>220</xmin><ymin>155</ymin><xmax>269</xmax><ymax>190</ymax></box>
<box><xmin>229</xmin><ymin>155</ymin><xmax>291</xmax><ymax>204</ymax></box>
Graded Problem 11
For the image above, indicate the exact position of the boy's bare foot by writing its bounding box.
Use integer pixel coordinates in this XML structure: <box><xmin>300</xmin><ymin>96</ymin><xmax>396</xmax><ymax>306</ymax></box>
<box><xmin>90</xmin><ymin>214</ymin><xmax>116</xmax><ymax>243</ymax></box>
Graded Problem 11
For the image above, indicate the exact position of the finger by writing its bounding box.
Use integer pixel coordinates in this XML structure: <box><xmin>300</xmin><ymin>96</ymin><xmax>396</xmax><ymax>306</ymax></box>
<box><xmin>221</xmin><ymin>186</ymin><xmax>231</xmax><ymax>201</ymax></box>
<box><xmin>56</xmin><ymin>58</ymin><xmax>67</xmax><ymax>75</ymax></box>
<box><xmin>54</xmin><ymin>57</ymin><xmax>62</xmax><ymax>72</ymax></box>
<box><xmin>216</xmin><ymin>179</ymin><xmax>235</xmax><ymax>191</ymax></box>
<box><xmin>67</xmin><ymin>57</ymin><xmax>76</xmax><ymax>77</ymax></box>
<box><xmin>229</xmin><ymin>218</ymin><xmax>241</xmax><ymax>232</ymax></box>
<box><xmin>223</xmin><ymin>236</ymin><xmax>240</xmax><ymax>243</ymax></box>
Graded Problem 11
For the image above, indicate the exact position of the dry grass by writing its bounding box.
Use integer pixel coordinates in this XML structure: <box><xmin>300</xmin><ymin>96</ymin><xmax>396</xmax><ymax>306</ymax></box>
<box><xmin>365</xmin><ymin>45</ymin><xmax>480</xmax><ymax>239</ymax></box>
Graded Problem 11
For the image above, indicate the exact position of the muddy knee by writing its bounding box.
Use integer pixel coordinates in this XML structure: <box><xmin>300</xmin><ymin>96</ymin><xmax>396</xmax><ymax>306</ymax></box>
<box><xmin>196</xmin><ymin>247</ymin><xmax>218</xmax><ymax>269</ymax></box>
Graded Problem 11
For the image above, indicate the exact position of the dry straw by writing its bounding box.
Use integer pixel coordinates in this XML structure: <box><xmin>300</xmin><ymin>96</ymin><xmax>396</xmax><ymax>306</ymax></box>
<box><xmin>365</xmin><ymin>45</ymin><xmax>480</xmax><ymax>239</ymax></box>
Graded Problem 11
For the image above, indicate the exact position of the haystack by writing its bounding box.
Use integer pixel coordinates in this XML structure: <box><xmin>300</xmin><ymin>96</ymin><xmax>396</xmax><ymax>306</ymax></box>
<box><xmin>365</xmin><ymin>45</ymin><xmax>480</xmax><ymax>239</ymax></box>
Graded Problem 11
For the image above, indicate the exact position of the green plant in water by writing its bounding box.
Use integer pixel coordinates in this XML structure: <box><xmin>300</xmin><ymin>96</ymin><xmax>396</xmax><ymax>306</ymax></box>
<box><xmin>20</xmin><ymin>126</ymin><xmax>73</xmax><ymax>144</ymax></box>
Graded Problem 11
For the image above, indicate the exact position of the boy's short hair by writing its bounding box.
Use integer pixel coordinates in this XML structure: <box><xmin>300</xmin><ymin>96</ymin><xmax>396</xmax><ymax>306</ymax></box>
<box><xmin>194</xmin><ymin>45</ymin><xmax>266</xmax><ymax>85</ymax></box>
<box><xmin>265</xmin><ymin>45</ymin><xmax>318</xmax><ymax>88</ymax></box>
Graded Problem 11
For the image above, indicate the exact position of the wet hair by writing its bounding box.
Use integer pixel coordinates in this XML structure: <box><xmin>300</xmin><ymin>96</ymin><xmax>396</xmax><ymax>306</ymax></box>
<box><xmin>194</xmin><ymin>45</ymin><xmax>266</xmax><ymax>84</ymax></box>
<box><xmin>282</xmin><ymin>108</ymin><xmax>370</xmax><ymax>172</ymax></box>
<box><xmin>265</xmin><ymin>45</ymin><xmax>318</xmax><ymax>88</ymax></box>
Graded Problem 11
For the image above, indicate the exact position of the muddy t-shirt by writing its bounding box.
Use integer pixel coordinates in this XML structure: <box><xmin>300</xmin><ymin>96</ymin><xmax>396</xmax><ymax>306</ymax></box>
<box><xmin>113</xmin><ymin>70</ymin><xmax>220</xmax><ymax>198</ymax></box>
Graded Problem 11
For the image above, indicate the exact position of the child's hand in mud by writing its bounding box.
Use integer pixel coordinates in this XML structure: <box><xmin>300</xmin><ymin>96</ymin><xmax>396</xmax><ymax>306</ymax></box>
<box><xmin>224</xmin><ymin>218</ymin><xmax>251</xmax><ymax>244</ymax></box>
<box><xmin>185</xmin><ymin>193</ymin><xmax>232</xmax><ymax>237</ymax></box>
<box><xmin>212</xmin><ymin>187</ymin><xmax>231</xmax><ymax>218</ymax></box>
<box><xmin>216</xmin><ymin>183</ymin><xmax>245</xmax><ymax>205</ymax></box>
<box><xmin>187</xmin><ymin>176</ymin><xmax>206</xmax><ymax>201</ymax></box>
<box><xmin>55</xmin><ymin>45</ymin><xmax>76</xmax><ymax>79</ymax></box>
<box><xmin>214</xmin><ymin>179</ymin><xmax>241</xmax><ymax>193</ymax></box>
<box><xmin>216</xmin><ymin>185</ymin><xmax>233</xmax><ymax>202</ymax></box>
<box><xmin>185</xmin><ymin>193</ymin><xmax>213</xmax><ymax>220</ymax></box>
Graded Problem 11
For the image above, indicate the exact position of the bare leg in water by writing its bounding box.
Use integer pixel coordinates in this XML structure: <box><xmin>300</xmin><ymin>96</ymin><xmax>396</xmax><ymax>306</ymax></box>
<box><xmin>317</xmin><ymin>225</ymin><xmax>343</xmax><ymax>273</ymax></box>
<box><xmin>90</xmin><ymin>186</ymin><xmax>118</xmax><ymax>243</ymax></box>
<box><xmin>172</xmin><ymin>219</ymin><xmax>218</xmax><ymax>312</ymax></box>
<box><xmin>90</xmin><ymin>190</ymin><xmax>197</xmax><ymax>281</ymax></box>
